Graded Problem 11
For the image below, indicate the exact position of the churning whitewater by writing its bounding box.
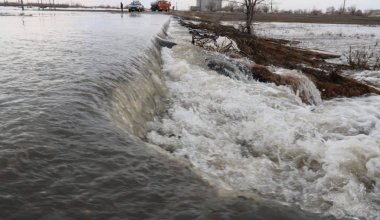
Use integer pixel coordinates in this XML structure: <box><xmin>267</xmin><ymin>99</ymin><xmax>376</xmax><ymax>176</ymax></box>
<box><xmin>147</xmin><ymin>20</ymin><xmax>380</xmax><ymax>219</ymax></box>
<box><xmin>1</xmin><ymin>8</ymin><xmax>379</xmax><ymax>219</ymax></box>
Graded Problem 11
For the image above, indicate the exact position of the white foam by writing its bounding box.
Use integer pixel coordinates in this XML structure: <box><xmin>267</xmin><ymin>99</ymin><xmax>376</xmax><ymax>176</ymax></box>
<box><xmin>272</xmin><ymin>67</ymin><xmax>322</xmax><ymax>105</ymax></box>
<box><xmin>345</xmin><ymin>69</ymin><xmax>380</xmax><ymax>89</ymax></box>
<box><xmin>148</xmin><ymin>20</ymin><xmax>380</xmax><ymax>220</ymax></box>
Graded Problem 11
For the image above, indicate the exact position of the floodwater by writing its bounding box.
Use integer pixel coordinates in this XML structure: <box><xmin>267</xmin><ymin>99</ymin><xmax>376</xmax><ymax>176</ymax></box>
<box><xmin>147</xmin><ymin>21</ymin><xmax>380</xmax><ymax>220</ymax></box>
<box><xmin>0</xmin><ymin>8</ymin><xmax>378</xmax><ymax>220</ymax></box>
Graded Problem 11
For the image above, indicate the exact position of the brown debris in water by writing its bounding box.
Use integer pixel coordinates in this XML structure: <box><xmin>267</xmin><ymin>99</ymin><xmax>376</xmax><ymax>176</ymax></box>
<box><xmin>250</xmin><ymin>64</ymin><xmax>311</xmax><ymax>104</ymax></box>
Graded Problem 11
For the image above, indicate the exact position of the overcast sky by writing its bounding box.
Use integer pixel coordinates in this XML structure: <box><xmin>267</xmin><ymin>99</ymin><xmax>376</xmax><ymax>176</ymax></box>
<box><xmin>70</xmin><ymin>0</ymin><xmax>380</xmax><ymax>11</ymax></box>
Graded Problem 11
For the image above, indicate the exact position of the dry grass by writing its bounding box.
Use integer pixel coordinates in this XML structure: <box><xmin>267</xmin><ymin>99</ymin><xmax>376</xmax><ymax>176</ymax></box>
<box><xmin>345</xmin><ymin>47</ymin><xmax>380</xmax><ymax>70</ymax></box>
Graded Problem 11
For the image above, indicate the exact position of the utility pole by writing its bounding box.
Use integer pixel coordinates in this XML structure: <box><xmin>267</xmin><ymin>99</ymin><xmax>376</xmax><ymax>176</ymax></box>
<box><xmin>21</xmin><ymin>0</ymin><xmax>24</xmax><ymax>10</ymax></box>
<box><xmin>343</xmin><ymin>0</ymin><xmax>346</xmax><ymax>14</ymax></box>
<box><xmin>270</xmin><ymin>0</ymin><xmax>273</xmax><ymax>12</ymax></box>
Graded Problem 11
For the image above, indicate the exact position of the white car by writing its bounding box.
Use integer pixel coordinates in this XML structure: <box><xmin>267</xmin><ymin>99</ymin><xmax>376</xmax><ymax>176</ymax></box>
<box><xmin>128</xmin><ymin>1</ymin><xmax>144</xmax><ymax>12</ymax></box>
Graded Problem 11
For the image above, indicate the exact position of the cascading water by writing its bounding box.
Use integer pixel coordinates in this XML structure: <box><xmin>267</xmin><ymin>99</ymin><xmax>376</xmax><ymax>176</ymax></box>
<box><xmin>109</xmin><ymin>36</ymin><xmax>167</xmax><ymax>138</ymax></box>
<box><xmin>271</xmin><ymin>68</ymin><xmax>323</xmax><ymax>105</ymax></box>
<box><xmin>147</xmin><ymin>19</ymin><xmax>380</xmax><ymax>220</ymax></box>
<box><xmin>205</xmin><ymin>54</ymin><xmax>323</xmax><ymax>105</ymax></box>
<box><xmin>1</xmin><ymin>8</ymin><xmax>377</xmax><ymax>220</ymax></box>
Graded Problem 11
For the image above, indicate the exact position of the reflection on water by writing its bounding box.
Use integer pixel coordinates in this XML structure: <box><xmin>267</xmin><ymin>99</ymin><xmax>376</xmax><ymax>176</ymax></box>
<box><xmin>0</xmin><ymin>8</ymin><xmax>345</xmax><ymax>220</ymax></box>
<box><xmin>0</xmin><ymin>10</ymin><xmax>218</xmax><ymax>219</ymax></box>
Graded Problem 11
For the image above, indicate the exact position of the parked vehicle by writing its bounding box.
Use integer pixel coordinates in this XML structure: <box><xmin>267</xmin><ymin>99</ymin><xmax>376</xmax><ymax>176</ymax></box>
<box><xmin>150</xmin><ymin>1</ymin><xmax>171</xmax><ymax>12</ymax></box>
<box><xmin>128</xmin><ymin>1</ymin><xmax>144</xmax><ymax>12</ymax></box>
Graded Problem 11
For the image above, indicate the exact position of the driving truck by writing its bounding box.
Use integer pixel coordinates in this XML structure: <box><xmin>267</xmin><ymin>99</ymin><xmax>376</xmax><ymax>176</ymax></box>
<box><xmin>150</xmin><ymin>1</ymin><xmax>171</xmax><ymax>11</ymax></box>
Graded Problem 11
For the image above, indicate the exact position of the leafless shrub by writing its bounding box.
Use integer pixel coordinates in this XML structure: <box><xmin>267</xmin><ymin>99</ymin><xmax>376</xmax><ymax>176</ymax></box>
<box><xmin>347</xmin><ymin>6</ymin><xmax>357</xmax><ymax>15</ymax></box>
<box><xmin>355</xmin><ymin>9</ymin><xmax>363</xmax><ymax>16</ymax></box>
<box><xmin>374</xmin><ymin>56</ymin><xmax>380</xmax><ymax>70</ymax></box>
<box><xmin>310</xmin><ymin>9</ymin><xmax>322</xmax><ymax>15</ymax></box>
<box><xmin>345</xmin><ymin>46</ymin><xmax>380</xmax><ymax>70</ymax></box>
<box><xmin>293</xmin><ymin>9</ymin><xmax>305</xmax><ymax>14</ymax></box>
<box><xmin>259</xmin><ymin>5</ymin><xmax>269</xmax><ymax>13</ymax></box>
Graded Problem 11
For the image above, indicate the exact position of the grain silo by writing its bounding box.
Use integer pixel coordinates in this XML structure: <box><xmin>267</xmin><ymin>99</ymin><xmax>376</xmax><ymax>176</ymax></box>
<box><xmin>196</xmin><ymin>0</ymin><xmax>222</xmax><ymax>11</ymax></box>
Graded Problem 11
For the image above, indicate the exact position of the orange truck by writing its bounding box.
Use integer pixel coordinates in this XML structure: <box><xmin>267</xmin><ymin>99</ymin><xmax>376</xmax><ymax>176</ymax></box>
<box><xmin>150</xmin><ymin>1</ymin><xmax>171</xmax><ymax>11</ymax></box>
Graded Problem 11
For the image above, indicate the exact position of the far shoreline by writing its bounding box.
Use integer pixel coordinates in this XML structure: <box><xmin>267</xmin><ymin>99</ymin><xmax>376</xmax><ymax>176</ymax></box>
<box><xmin>0</xmin><ymin>6</ymin><xmax>171</xmax><ymax>15</ymax></box>
<box><xmin>170</xmin><ymin>11</ymin><xmax>380</xmax><ymax>26</ymax></box>
<box><xmin>2</xmin><ymin>6</ymin><xmax>380</xmax><ymax>26</ymax></box>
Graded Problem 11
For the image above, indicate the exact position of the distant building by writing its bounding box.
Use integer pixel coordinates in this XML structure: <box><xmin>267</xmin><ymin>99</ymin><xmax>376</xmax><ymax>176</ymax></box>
<box><xmin>368</xmin><ymin>10</ymin><xmax>380</xmax><ymax>17</ymax></box>
<box><xmin>196</xmin><ymin>0</ymin><xmax>222</xmax><ymax>11</ymax></box>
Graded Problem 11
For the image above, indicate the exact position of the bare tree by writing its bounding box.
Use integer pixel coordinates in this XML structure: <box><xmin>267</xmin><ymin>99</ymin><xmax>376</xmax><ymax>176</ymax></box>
<box><xmin>293</xmin><ymin>9</ymin><xmax>304</xmax><ymax>14</ymax></box>
<box><xmin>223</xmin><ymin>0</ymin><xmax>266</xmax><ymax>34</ymax></box>
<box><xmin>243</xmin><ymin>0</ymin><xmax>266</xmax><ymax>34</ymax></box>
<box><xmin>260</xmin><ymin>4</ymin><xmax>269</xmax><ymax>13</ymax></box>
<box><xmin>355</xmin><ymin>9</ymin><xmax>363</xmax><ymax>16</ymax></box>
<box><xmin>347</xmin><ymin>5</ymin><xmax>356</xmax><ymax>15</ymax></box>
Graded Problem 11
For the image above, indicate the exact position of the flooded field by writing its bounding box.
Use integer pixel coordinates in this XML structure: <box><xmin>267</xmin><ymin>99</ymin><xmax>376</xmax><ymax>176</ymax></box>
<box><xmin>1</xmin><ymin>7</ymin><xmax>379</xmax><ymax>220</ymax></box>
<box><xmin>254</xmin><ymin>22</ymin><xmax>380</xmax><ymax>87</ymax></box>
